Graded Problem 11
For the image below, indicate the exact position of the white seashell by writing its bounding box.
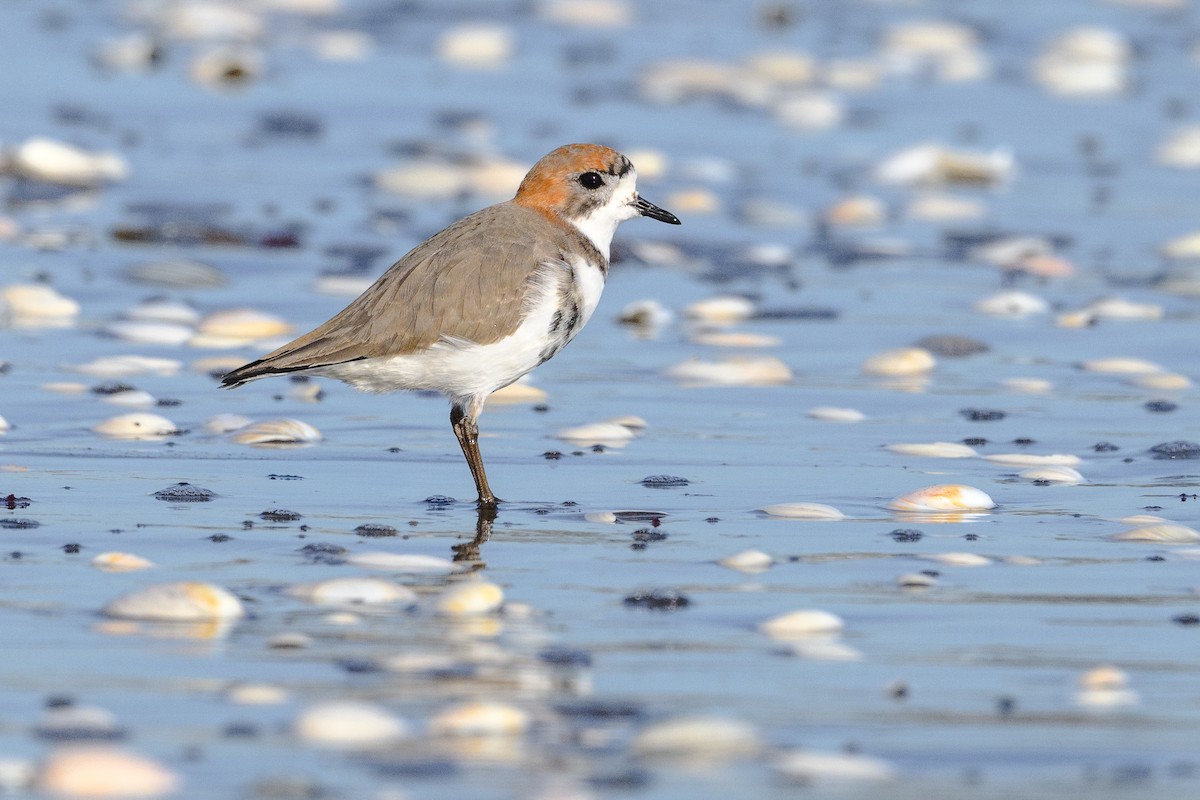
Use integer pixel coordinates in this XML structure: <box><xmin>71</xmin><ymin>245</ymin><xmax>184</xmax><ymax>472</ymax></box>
<box><xmin>436</xmin><ymin>24</ymin><xmax>514</xmax><ymax>69</ymax></box>
<box><xmin>1082</xmin><ymin>297</ymin><xmax>1164</xmax><ymax>321</ymax></box>
<box><xmin>36</xmin><ymin>746</ymin><xmax>178</xmax><ymax>797</ymax></box>
<box><xmin>684</xmin><ymin>295</ymin><xmax>755</xmax><ymax>324</ymax></box>
<box><xmin>2</xmin><ymin>284</ymin><xmax>80</xmax><ymax>321</ymax></box>
<box><xmin>13</xmin><ymin>138</ymin><xmax>128</xmax><ymax>186</ymax></box>
<box><xmin>0</xmin><ymin>415</ymin><xmax>9</xmax><ymax>433</ymax></box>
<box><xmin>759</xmin><ymin>502</ymin><xmax>844</xmax><ymax>520</ymax></box>
<box><xmin>539</xmin><ymin>0</ymin><xmax>632</xmax><ymax>28</ymax></box>
<box><xmin>224</xmin><ymin>682</ymin><xmax>288</xmax><ymax>705</ymax></box>
<box><xmin>554</xmin><ymin>422</ymin><xmax>635</xmax><ymax>447</ymax></box>
<box><xmin>1080</xmin><ymin>357</ymin><xmax>1162</xmax><ymax>375</ymax></box>
<box><xmin>759</xmin><ymin>609</ymin><xmax>845</xmax><ymax>639</ymax></box>
<box><xmin>322</xmin><ymin>611</ymin><xmax>363</xmax><ymax>626</ymax></box>
<box><xmin>101</xmin><ymin>389</ymin><xmax>157</xmax><ymax>408</ymax></box>
<box><xmin>617</xmin><ymin>298</ymin><xmax>673</xmax><ymax>328</ymax></box>
<box><xmin>983</xmin><ymin>453</ymin><xmax>1081</xmax><ymax>467</ymax></box>
<box><xmin>294</xmin><ymin>702</ymin><xmax>406</xmax><ymax>748</ymax></box>
<box><xmin>664</xmin><ymin>356</ymin><xmax>792</xmax><ymax>386</ymax></box>
<box><xmin>1002</xmin><ymin>377</ymin><xmax>1053</xmax><ymax>393</ymax></box>
<box><xmin>888</xmin><ymin>484</ymin><xmax>995</xmax><ymax>512</ymax></box>
<box><xmin>69</xmin><ymin>355</ymin><xmax>181</xmax><ymax>377</ymax></box>
<box><xmin>159</xmin><ymin>2</ymin><xmax>262</xmax><ymax>40</ymax></box>
<box><xmin>436</xmin><ymin>581</ymin><xmax>504</xmax><ymax>616</ymax></box>
<box><xmin>1131</xmin><ymin>372</ymin><xmax>1191</xmax><ymax>391</ymax></box>
<box><xmin>1018</xmin><ymin>465</ymin><xmax>1085</xmax><ymax>484</ymax></box>
<box><xmin>1079</xmin><ymin>664</ymin><xmax>1129</xmax><ymax>690</ymax></box>
<box><xmin>1110</xmin><ymin>524</ymin><xmax>1200</xmax><ymax>543</ymax></box>
<box><xmin>345</xmin><ymin>552</ymin><xmax>462</xmax><ymax>574</ymax></box>
<box><xmin>488</xmin><ymin>378</ymin><xmax>547</xmax><ymax>404</ymax></box>
<box><xmin>824</xmin><ymin>58</ymin><xmax>882</xmax><ymax>90</ymax></box>
<box><xmin>429</xmin><ymin>701</ymin><xmax>529</xmax><ymax>736</ymax></box>
<box><xmin>198</xmin><ymin>308</ymin><xmax>291</xmax><ymax>341</ymax></box>
<box><xmin>1158</xmin><ymin>125</ymin><xmax>1200</xmax><ymax>168</ymax></box>
<box><xmin>1161</xmin><ymin>231</ymin><xmax>1200</xmax><ymax>259</ymax></box>
<box><xmin>0</xmin><ymin>757</ymin><xmax>33</xmax><ymax>793</ymax></box>
<box><xmin>807</xmin><ymin>406</ymin><xmax>866</xmax><ymax>423</ymax></box>
<box><xmin>974</xmin><ymin>290</ymin><xmax>1049</xmax><ymax>317</ymax></box>
<box><xmin>376</xmin><ymin>161</ymin><xmax>469</xmax><ymax>199</ymax></box>
<box><xmin>94</xmin><ymin>32</ymin><xmax>161</xmax><ymax>72</ymax></box>
<box><xmin>41</xmin><ymin>383</ymin><xmax>89</xmax><ymax>395</ymax></box>
<box><xmin>103</xmin><ymin>581</ymin><xmax>244</xmax><ymax>621</ymax></box>
<box><xmin>229</xmin><ymin>419</ymin><xmax>322</xmax><ymax>446</ymax></box>
<box><xmin>920</xmin><ymin>552</ymin><xmax>991</xmax><ymax>567</ymax></box>
<box><xmin>311</xmin><ymin>29</ymin><xmax>373</xmax><ymax>61</ymax></box>
<box><xmin>887</xmin><ymin>442</ymin><xmax>977</xmax><ymax>458</ymax></box>
<box><xmin>604</xmin><ymin>415</ymin><xmax>648</xmax><ymax>431</ymax></box>
<box><xmin>466</xmin><ymin>158</ymin><xmax>528</xmax><ymax>198</ymax></box>
<box><xmin>36</xmin><ymin>704</ymin><xmax>123</xmax><ymax>740</ymax></box>
<box><xmin>665</xmin><ymin>188</ymin><xmax>719</xmax><ymax>215</ymax></box>
<box><xmin>313</xmin><ymin>273</ymin><xmax>375</xmax><ymax>296</ymax></box>
<box><xmin>690</xmin><ymin>330</ymin><xmax>781</xmax><ymax>348</ymax></box>
<box><xmin>189</xmin><ymin>46</ymin><xmax>263</xmax><ymax>89</ymax></box>
<box><xmin>203</xmin><ymin>413</ymin><xmax>251</xmax><ymax>434</ymax></box>
<box><xmin>1004</xmin><ymin>555</ymin><xmax>1042</xmax><ymax>566</ymax></box>
<box><xmin>91</xmin><ymin>552</ymin><xmax>155</xmax><ymax>572</ymax></box>
<box><xmin>861</xmin><ymin>347</ymin><xmax>935</xmax><ymax>377</ymax></box>
<box><xmin>1075</xmin><ymin>688</ymin><xmax>1139</xmax><ymax>708</ymax></box>
<box><xmin>104</xmin><ymin>320</ymin><xmax>193</xmax><ymax>346</ymax></box>
<box><xmin>775</xmin><ymin>751</ymin><xmax>895</xmax><ymax>782</ymax></box>
<box><xmin>632</xmin><ymin>717</ymin><xmax>760</xmax><ymax>758</ymax></box>
<box><xmin>1116</xmin><ymin>514</ymin><xmax>1167</xmax><ymax>525</ymax></box>
<box><xmin>92</xmin><ymin>413</ymin><xmax>178</xmax><ymax>440</ymax></box>
<box><xmin>773</xmin><ymin>91</ymin><xmax>844</xmax><ymax>131</ymax></box>
<box><xmin>124</xmin><ymin>298</ymin><xmax>201</xmax><ymax>325</ymax></box>
<box><xmin>745</xmin><ymin>50</ymin><xmax>816</xmax><ymax>85</ymax></box>
<box><xmin>875</xmin><ymin>143</ymin><xmax>1013</xmax><ymax>186</ymax></box>
<box><xmin>824</xmin><ymin>195</ymin><xmax>885</xmax><ymax>227</ymax></box>
<box><xmin>786</xmin><ymin>638</ymin><xmax>863</xmax><ymax>661</ymax></box>
<box><xmin>906</xmin><ymin>193</ymin><xmax>986</xmax><ymax>221</ymax></box>
<box><xmin>717</xmin><ymin>549</ymin><xmax>773</xmax><ymax>573</ymax></box>
<box><xmin>288</xmin><ymin>577</ymin><xmax>417</xmax><ymax>606</ymax></box>
<box><xmin>896</xmin><ymin>572</ymin><xmax>937</xmax><ymax>588</ymax></box>
<box><xmin>124</xmin><ymin>259</ymin><xmax>226</xmax><ymax>289</ymax></box>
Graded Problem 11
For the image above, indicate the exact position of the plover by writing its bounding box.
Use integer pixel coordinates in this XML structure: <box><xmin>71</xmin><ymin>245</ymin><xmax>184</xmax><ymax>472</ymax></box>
<box><xmin>221</xmin><ymin>143</ymin><xmax>680</xmax><ymax>507</ymax></box>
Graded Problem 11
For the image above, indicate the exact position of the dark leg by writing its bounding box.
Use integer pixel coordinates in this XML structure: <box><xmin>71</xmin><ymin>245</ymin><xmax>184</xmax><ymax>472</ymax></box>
<box><xmin>452</xmin><ymin>503</ymin><xmax>496</xmax><ymax>564</ymax></box>
<box><xmin>450</xmin><ymin>401</ymin><xmax>497</xmax><ymax>508</ymax></box>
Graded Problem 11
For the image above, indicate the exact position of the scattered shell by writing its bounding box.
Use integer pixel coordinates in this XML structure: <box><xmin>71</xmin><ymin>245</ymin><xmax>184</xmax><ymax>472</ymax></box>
<box><xmin>875</xmin><ymin>143</ymin><xmax>1013</xmax><ymax>186</ymax></box>
<box><xmin>36</xmin><ymin>746</ymin><xmax>179</xmax><ymax>798</ymax></box>
<box><xmin>437</xmin><ymin>24</ymin><xmax>515</xmax><ymax>69</ymax></box>
<box><xmin>617</xmin><ymin>299</ymin><xmax>673</xmax><ymax>328</ymax></box>
<box><xmin>203</xmin><ymin>413</ymin><xmax>252</xmax><ymax>434</ymax></box>
<box><xmin>974</xmin><ymin>291</ymin><xmax>1049</xmax><ymax>317</ymax></box>
<box><xmin>189</xmin><ymin>46</ymin><xmax>263</xmax><ymax>89</ymax></box>
<box><xmin>717</xmin><ymin>549</ymin><xmax>773</xmax><ymax>573</ymax></box>
<box><xmin>224</xmin><ymin>683</ymin><xmax>289</xmax><ymax>705</ymax></box>
<box><xmin>632</xmin><ymin>716</ymin><xmax>761</xmax><ymax>759</ymax></box>
<box><xmin>13</xmin><ymin>137</ymin><xmax>128</xmax><ymax>186</ymax></box>
<box><xmin>920</xmin><ymin>552</ymin><xmax>992</xmax><ymax>567</ymax></box>
<box><xmin>807</xmin><ymin>406</ymin><xmax>866</xmax><ymax>423</ymax></box>
<box><xmin>311</xmin><ymin>29</ymin><xmax>373</xmax><ymax>61</ymax></box>
<box><xmin>36</xmin><ymin>704</ymin><xmax>124</xmax><ymax>742</ymax></box>
<box><xmin>344</xmin><ymin>552</ymin><xmax>461</xmax><ymax>574</ymax></box>
<box><xmin>1002</xmin><ymin>377</ymin><xmax>1053</xmax><ymax>394</ymax></box>
<box><xmin>759</xmin><ymin>609</ymin><xmax>845</xmax><ymax>639</ymax></box>
<box><xmin>785</xmin><ymin>638</ymin><xmax>864</xmax><ymax>661</ymax></box>
<box><xmin>100</xmin><ymin>389</ymin><xmax>156</xmax><ymax>408</ymax></box>
<box><xmin>906</xmin><ymin>193</ymin><xmax>986</xmax><ymax>221</ymax></box>
<box><xmin>1131</xmin><ymin>373</ymin><xmax>1191</xmax><ymax>391</ymax></box>
<box><xmin>1018</xmin><ymin>465</ymin><xmax>1085</xmax><ymax>484</ymax></box>
<box><xmin>773</xmin><ymin>91</ymin><xmax>844</xmax><ymax>131</ymax></box>
<box><xmin>91</xmin><ymin>552</ymin><xmax>155</xmax><ymax>572</ymax></box>
<box><xmin>824</xmin><ymin>195</ymin><xmax>885</xmax><ymax>227</ymax></box>
<box><xmin>287</xmin><ymin>577</ymin><xmax>417</xmax><ymax>606</ymax></box>
<box><xmin>69</xmin><ymin>355</ymin><xmax>181</xmax><ymax>378</ymax></box>
<box><xmin>1158</xmin><ymin>125</ymin><xmax>1200</xmax><ymax>168</ymax></box>
<box><xmin>1080</xmin><ymin>357</ymin><xmax>1163</xmax><ymax>375</ymax></box>
<box><xmin>896</xmin><ymin>572</ymin><xmax>938</xmax><ymax>588</ymax></box>
<box><xmin>197</xmin><ymin>308</ymin><xmax>291</xmax><ymax>340</ymax></box>
<box><xmin>683</xmin><ymin>295</ymin><xmax>755</xmax><ymax>324</ymax></box>
<box><xmin>887</xmin><ymin>484</ymin><xmax>996</xmax><ymax>512</ymax></box>
<box><xmin>1080</xmin><ymin>664</ymin><xmax>1129</xmax><ymax>691</ymax></box>
<box><xmin>861</xmin><ymin>347</ymin><xmax>935</xmax><ymax>377</ymax></box>
<box><xmin>92</xmin><ymin>413</ymin><xmax>179</xmax><ymax>440</ymax></box>
<box><xmin>124</xmin><ymin>298</ymin><xmax>201</xmax><ymax>326</ymax></box>
<box><xmin>690</xmin><ymin>330</ymin><xmax>781</xmax><ymax>348</ymax></box>
<box><xmin>104</xmin><ymin>320</ymin><xmax>194</xmax><ymax>346</ymax></box>
<box><xmin>294</xmin><ymin>702</ymin><xmax>407</xmax><ymax>748</ymax></box>
<box><xmin>429</xmin><ymin>701</ymin><xmax>529</xmax><ymax>736</ymax></box>
<box><xmin>554</xmin><ymin>422</ymin><xmax>635</xmax><ymax>447</ymax></box>
<box><xmin>152</xmin><ymin>483</ymin><xmax>215</xmax><ymax>502</ymax></box>
<box><xmin>103</xmin><ymin>581</ymin><xmax>244</xmax><ymax>621</ymax></box>
<box><xmin>488</xmin><ymin>379</ymin><xmax>547</xmax><ymax>404</ymax></box>
<box><xmin>664</xmin><ymin>356</ymin><xmax>793</xmax><ymax>386</ymax></box>
<box><xmin>983</xmin><ymin>453</ymin><xmax>1081</xmax><ymax>467</ymax></box>
<box><xmin>759</xmin><ymin>502</ymin><xmax>845</xmax><ymax>520</ymax></box>
<box><xmin>1080</xmin><ymin>297</ymin><xmax>1164</xmax><ymax>321</ymax></box>
<box><xmin>1111</xmin><ymin>524</ymin><xmax>1200</xmax><ymax>543</ymax></box>
<box><xmin>886</xmin><ymin>442</ymin><xmax>977</xmax><ymax>458</ymax></box>
<box><xmin>774</xmin><ymin>751</ymin><xmax>895</xmax><ymax>783</ymax></box>
<box><xmin>436</xmin><ymin>582</ymin><xmax>504</xmax><ymax>616</ymax></box>
<box><xmin>124</xmin><ymin>259</ymin><xmax>227</xmax><ymax>289</ymax></box>
<box><xmin>229</xmin><ymin>419</ymin><xmax>322</xmax><ymax>446</ymax></box>
<box><xmin>2</xmin><ymin>284</ymin><xmax>81</xmax><ymax>321</ymax></box>
<box><xmin>1035</xmin><ymin>27</ymin><xmax>1129</xmax><ymax>97</ymax></box>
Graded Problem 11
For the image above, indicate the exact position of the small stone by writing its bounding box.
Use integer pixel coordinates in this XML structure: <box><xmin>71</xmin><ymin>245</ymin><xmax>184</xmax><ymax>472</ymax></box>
<box><xmin>623</xmin><ymin>589</ymin><xmax>690</xmax><ymax>611</ymax></box>
<box><xmin>640</xmin><ymin>474</ymin><xmax>689</xmax><ymax>488</ymax></box>
<box><xmin>152</xmin><ymin>482</ymin><xmax>215</xmax><ymax>502</ymax></box>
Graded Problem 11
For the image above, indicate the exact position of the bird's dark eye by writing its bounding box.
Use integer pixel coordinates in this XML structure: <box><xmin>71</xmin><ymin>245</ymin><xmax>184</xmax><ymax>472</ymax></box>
<box><xmin>578</xmin><ymin>171</ymin><xmax>604</xmax><ymax>190</ymax></box>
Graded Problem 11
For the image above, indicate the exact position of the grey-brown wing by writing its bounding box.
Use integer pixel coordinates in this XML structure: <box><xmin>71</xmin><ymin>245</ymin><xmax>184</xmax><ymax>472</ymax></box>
<box><xmin>221</xmin><ymin>203</ymin><xmax>568</xmax><ymax>387</ymax></box>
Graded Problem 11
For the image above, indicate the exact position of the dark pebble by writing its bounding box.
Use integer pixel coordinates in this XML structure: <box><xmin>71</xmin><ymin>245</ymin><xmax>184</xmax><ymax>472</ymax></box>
<box><xmin>890</xmin><ymin>528</ymin><xmax>923</xmax><ymax>542</ymax></box>
<box><xmin>366</xmin><ymin>758</ymin><xmax>459</xmax><ymax>779</ymax></box>
<box><xmin>221</xmin><ymin>722</ymin><xmax>260</xmax><ymax>739</ymax></box>
<box><xmin>586</xmin><ymin>770</ymin><xmax>652</xmax><ymax>791</ymax></box>
<box><xmin>62</xmin><ymin>543</ymin><xmax>81</xmax><ymax>553</ymax></box>
<box><xmin>554</xmin><ymin>699</ymin><xmax>643</xmax><ymax>720</ymax></box>
<box><xmin>0</xmin><ymin>518</ymin><xmax>40</xmax><ymax>529</ymax></box>
<box><xmin>298</xmin><ymin>543</ymin><xmax>347</xmax><ymax>564</ymax></box>
<box><xmin>961</xmin><ymin>408</ymin><xmax>1006</xmax><ymax>422</ymax></box>
<box><xmin>1145</xmin><ymin>400</ymin><xmax>1178</xmax><ymax>413</ymax></box>
<box><xmin>631</xmin><ymin>528</ymin><xmax>668</xmax><ymax>543</ymax></box>
<box><xmin>257</xmin><ymin>110</ymin><xmax>323</xmax><ymax>139</ymax></box>
<box><xmin>156</xmin><ymin>398</ymin><xmax>182</xmax><ymax>407</ymax></box>
<box><xmin>996</xmin><ymin>696</ymin><xmax>1017</xmax><ymax>716</ymax></box>
<box><xmin>640</xmin><ymin>475</ymin><xmax>690</xmax><ymax>488</ymax></box>
<box><xmin>538</xmin><ymin>646</ymin><xmax>593</xmax><ymax>667</ymax></box>
<box><xmin>354</xmin><ymin>523</ymin><xmax>398</xmax><ymax>538</ymax></box>
<box><xmin>4</xmin><ymin>495</ymin><xmax>32</xmax><ymax>509</ymax></box>
<box><xmin>336</xmin><ymin>659</ymin><xmax>382</xmax><ymax>674</ymax></box>
<box><xmin>914</xmin><ymin>334</ymin><xmax>989</xmax><ymax>358</ymax></box>
<box><xmin>623</xmin><ymin>589</ymin><xmax>690</xmax><ymax>611</ymax></box>
<box><xmin>153</xmin><ymin>482</ymin><xmax>216</xmax><ymax>502</ymax></box>
<box><xmin>208</xmin><ymin>534</ymin><xmax>232</xmax><ymax>543</ymax></box>
<box><xmin>962</xmin><ymin>437</ymin><xmax>987</xmax><ymax>446</ymax></box>
<box><xmin>753</xmin><ymin>306</ymin><xmax>839</xmax><ymax>321</ymax></box>
<box><xmin>1093</xmin><ymin>441</ymin><xmax>1119</xmax><ymax>452</ymax></box>
<box><xmin>91</xmin><ymin>381</ymin><xmax>135</xmax><ymax>395</ymax></box>
<box><xmin>1172</xmin><ymin>614</ymin><xmax>1200</xmax><ymax>626</ymax></box>
<box><xmin>260</xmin><ymin>509</ymin><xmax>301</xmax><ymax>522</ymax></box>
<box><xmin>1012</xmin><ymin>437</ymin><xmax>1035</xmax><ymax>445</ymax></box>
<box><xmin>543</xmin><ymin>450</ymin><xmax>563</xmax><ymax>460</ymax></box>
<box><xmin>267</xmin><ymin>474</ymin><xmax>304</xmax><ymax>480</ymax></box>
<box><xmin>1150</xmin><ymin>441</ymin><xmax>1200</xmax><ymax>460</ymax></box>
<box><xmin>424</xmin><ymin>495</ymin><xmax>456</xmax><ymax>507</ymax></box>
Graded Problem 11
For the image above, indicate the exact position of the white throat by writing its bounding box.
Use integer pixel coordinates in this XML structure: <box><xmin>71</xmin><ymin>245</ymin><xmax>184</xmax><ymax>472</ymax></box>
<box><xmin>565</xmin><ymin>171</ymin><xmax>639</xmax><ymax>262</ymax></box>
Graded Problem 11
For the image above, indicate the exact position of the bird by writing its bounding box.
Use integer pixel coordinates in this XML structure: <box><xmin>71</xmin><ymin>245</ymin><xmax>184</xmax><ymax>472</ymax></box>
<box><xmin>221</xmin><ymin>143</ymin><xmax>680</xmax><ymax>509</ymax></box>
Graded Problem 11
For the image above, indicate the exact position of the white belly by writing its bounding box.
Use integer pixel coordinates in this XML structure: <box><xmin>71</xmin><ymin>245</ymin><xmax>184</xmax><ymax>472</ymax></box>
<box><xmin>319</xmin><ymin>256</ymin><xmax>605</xmax><ymax>404</ymax></box>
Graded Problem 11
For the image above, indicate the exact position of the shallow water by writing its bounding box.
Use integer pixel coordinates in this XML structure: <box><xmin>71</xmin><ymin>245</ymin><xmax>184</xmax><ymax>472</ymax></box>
<box><xmin>2</xmin><ymin>0</ymin><xmax>1200</xmax><ymax>797</ymax></box>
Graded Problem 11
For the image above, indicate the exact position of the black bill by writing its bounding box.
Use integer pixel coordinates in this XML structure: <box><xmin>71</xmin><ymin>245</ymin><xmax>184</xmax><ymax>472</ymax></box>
<box><xmin>634</xmin><ymin>196</ymin><xmax>682</xmax><ymax>225</ymax></box>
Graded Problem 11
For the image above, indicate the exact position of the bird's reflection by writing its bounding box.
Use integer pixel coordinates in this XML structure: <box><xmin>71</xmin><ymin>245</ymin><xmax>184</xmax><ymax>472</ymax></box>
<box><xmin>451</xmin><ymin>504</ymin><xmax>496</xmax><ymax>564</ymax></box>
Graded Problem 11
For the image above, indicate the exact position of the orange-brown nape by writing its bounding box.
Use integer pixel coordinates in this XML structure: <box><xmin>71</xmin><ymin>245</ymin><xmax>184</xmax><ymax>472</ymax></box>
<box><xmin>513</xmin><ymin>143</ymin><xmax>625</xmax><ymax>215</ymax></box>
